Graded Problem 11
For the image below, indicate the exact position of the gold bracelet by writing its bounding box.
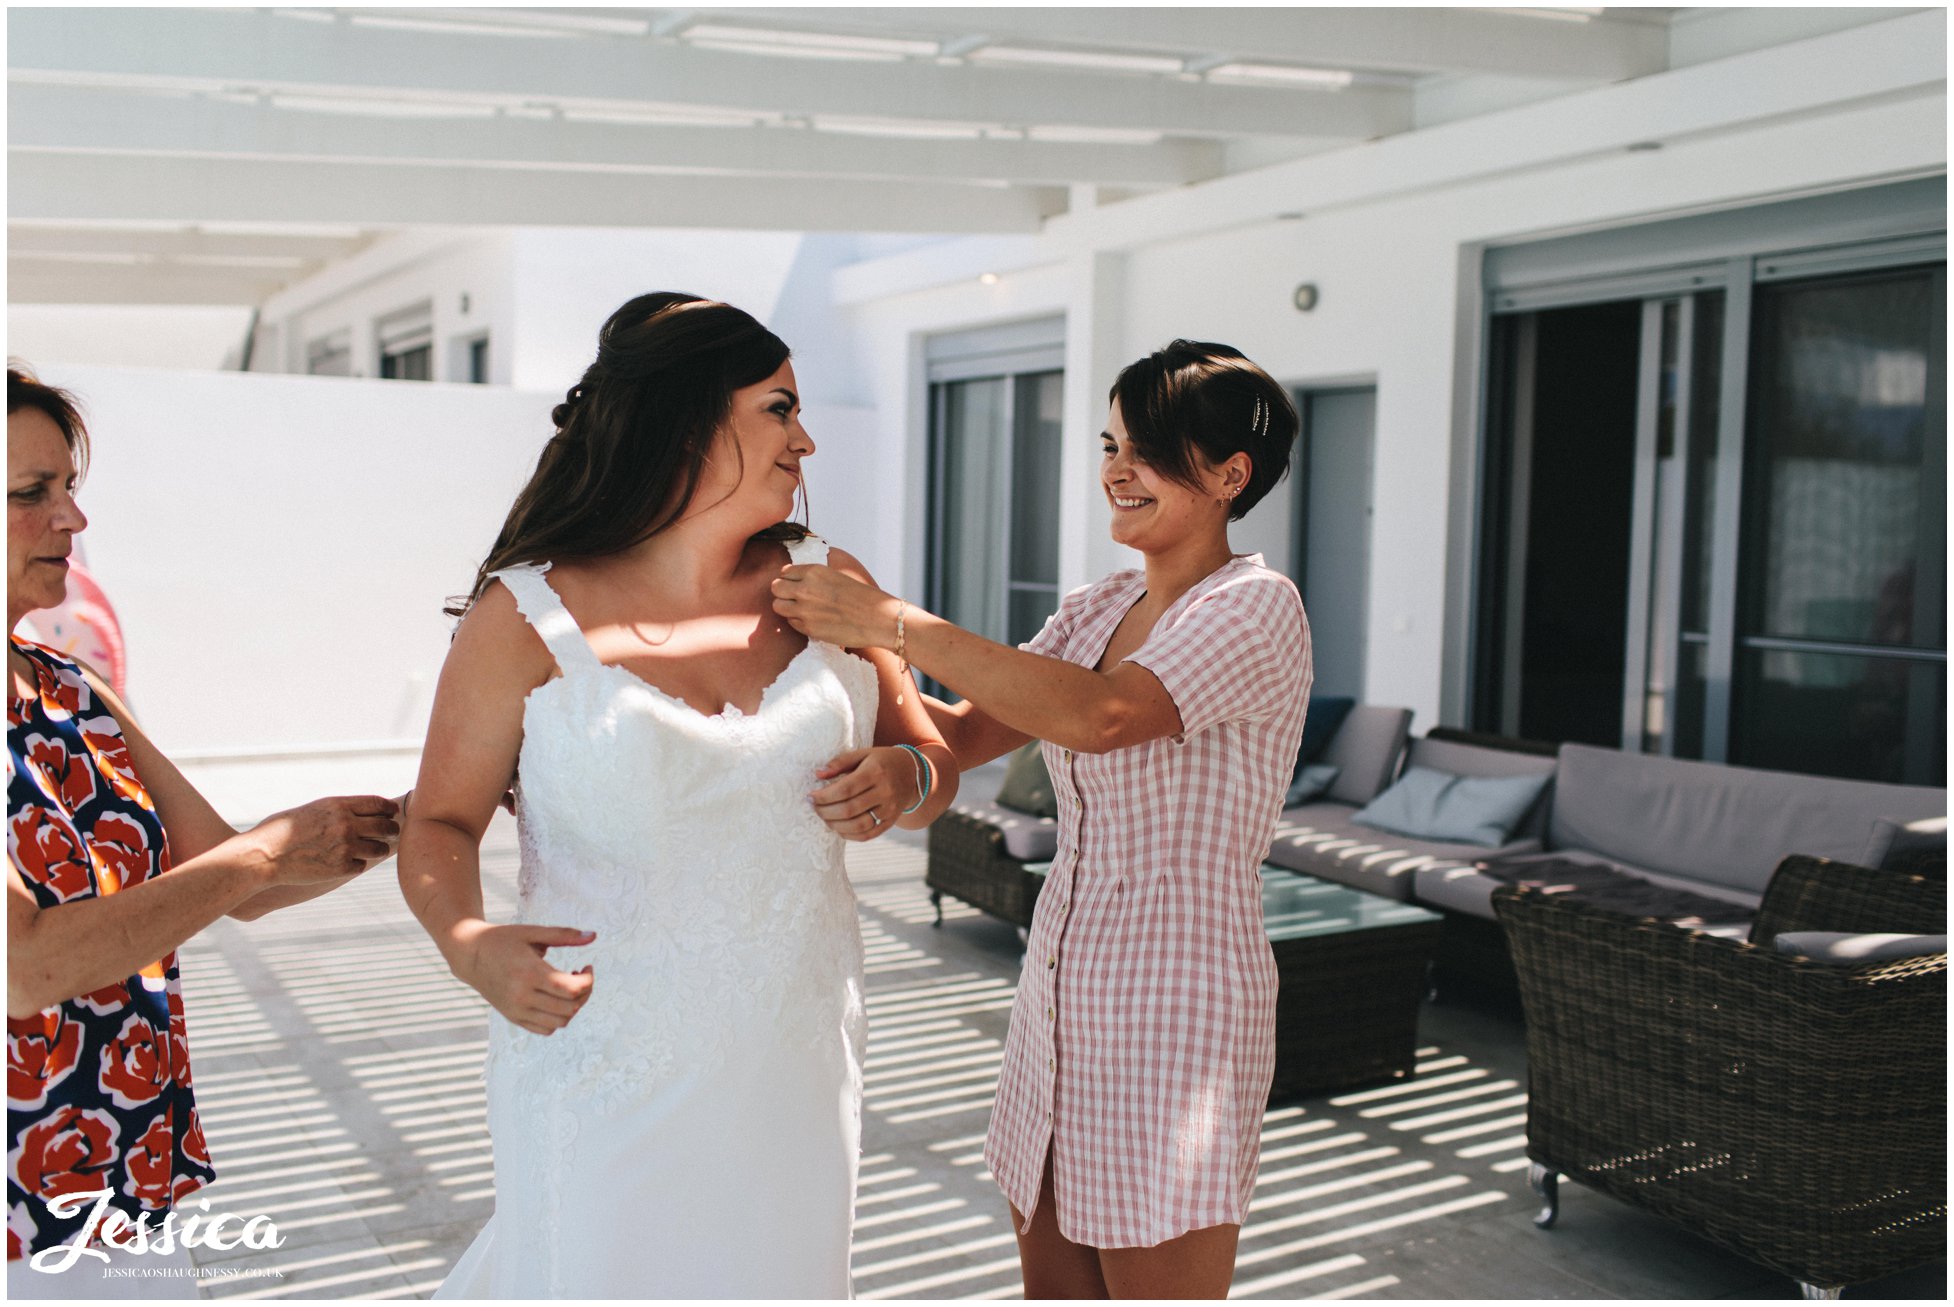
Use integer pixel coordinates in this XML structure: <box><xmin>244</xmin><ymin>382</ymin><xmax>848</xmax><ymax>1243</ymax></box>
<box><xmin>895</xmin><ymin>600</ymin><xmax>908</xmax><ymax>707</ymax></box>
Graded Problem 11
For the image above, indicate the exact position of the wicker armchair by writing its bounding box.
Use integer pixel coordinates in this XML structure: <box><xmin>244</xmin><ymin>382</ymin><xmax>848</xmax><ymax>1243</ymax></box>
<box><xmin>923</xmin><ymin>804</ymin><xmax>1048</xmax><ymax>930</ymax></box>
<box><xmin>1493</xmin><ymin>855</ymin><xmax>1946</xmax><ymax>1299</ymax></box>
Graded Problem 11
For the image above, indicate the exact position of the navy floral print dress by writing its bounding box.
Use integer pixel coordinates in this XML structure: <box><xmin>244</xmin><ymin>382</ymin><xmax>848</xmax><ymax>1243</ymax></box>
<box><xmin>6</xmin><ymin>638</ymin><xmax>213</xmax><ymax>1260</ymax></box>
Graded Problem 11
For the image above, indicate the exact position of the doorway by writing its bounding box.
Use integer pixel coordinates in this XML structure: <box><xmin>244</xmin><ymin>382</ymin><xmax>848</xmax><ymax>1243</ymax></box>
<box><xmin>1292</xmin><ymin>387</ymin><xmax>1376</xmax><ymax>700</ymax></box>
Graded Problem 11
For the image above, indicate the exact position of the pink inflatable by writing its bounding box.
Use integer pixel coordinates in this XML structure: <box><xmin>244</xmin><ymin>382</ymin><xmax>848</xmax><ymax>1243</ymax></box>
<box><xmin>22</xmin><ymin>559</ymin><xmax>128</xmax><ymax>698</ymax></box>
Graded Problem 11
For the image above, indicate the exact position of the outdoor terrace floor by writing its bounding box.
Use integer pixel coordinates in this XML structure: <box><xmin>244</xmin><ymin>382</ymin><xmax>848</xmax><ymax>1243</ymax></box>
<box><xmin>158</xmin><ymin>807</ymin><xmax>1943</xmax><ymax>1300</ymax></box>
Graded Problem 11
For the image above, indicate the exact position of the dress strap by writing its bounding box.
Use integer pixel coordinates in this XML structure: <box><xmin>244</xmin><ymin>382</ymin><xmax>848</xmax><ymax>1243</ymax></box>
<box><xmin>784</xmin><ymin>532</ymin><xmax>830</xmax><ymax>567</ymax></box>
<box><xmin>489</xmin><ymin>564</ymin><xmax>602</xmax><ymax>673</ymax></box>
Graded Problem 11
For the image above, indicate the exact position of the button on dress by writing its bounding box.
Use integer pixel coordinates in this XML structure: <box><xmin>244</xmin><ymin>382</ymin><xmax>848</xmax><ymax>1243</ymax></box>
<box><xmin>983</xmin><ymin>555</ymin><xmax>1311</xmax><ymax>1248</ymax></box>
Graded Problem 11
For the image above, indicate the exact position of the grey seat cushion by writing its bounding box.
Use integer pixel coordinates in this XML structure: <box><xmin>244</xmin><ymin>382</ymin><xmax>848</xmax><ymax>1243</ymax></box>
<box><xmin>1417</xmin><ymin>850</ymin><xmax>1760</xmax><ymax>933</ymax></box>
<box><xmin>1774</xmin><ymin>931</ymin><xmax>1949</xmax><ymax>965</ymax></box>
<box><xmin>1266</xmin><ymin>801</ymin><xmax>1540</xmax><ymax>901</ymax></box>
<box><xmin>951</xmin><ymin>800</ymin><xmax>1058</xmax><ymax>862</ymax></box>
<box><xmin>1550</xmin><ymin>743</ymin><xmax>1946</xmax><ymax>897</ymax></box>
<box><xmin>1317</xmin><ymin>706</ymin><xmax>1413</xmax><ymax>806</ymax></box>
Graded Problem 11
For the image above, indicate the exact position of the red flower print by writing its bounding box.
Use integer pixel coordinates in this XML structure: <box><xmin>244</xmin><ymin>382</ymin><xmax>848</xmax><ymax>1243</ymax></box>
<box><xmin>79</xmin><ymin>716</ymin><xmax>153</xmax><ymax>812</ymax></box>
<box><xmin>8</xmin><ymin>810</ymin><xmax>93</xmax><ymax>902</ymax></box>
<box><xmin>22</xmin><ymin>734</ymin><xmax>95</xmax><ymax>813</ymax></box>
<box><xmin>35</xmin><ymin>662</ymin><xmax>84</xmax><ymax>719</ymax></box>
<box><xmin>72</xmin><ymin>981</ymin><xmax>130</xmax><ymax>1017</ymax></box>
<box><xmin>86</xmin><ymin>813</ymin><xmax>155</xmax><ymax>895</ymax></box>
<box><xmin>10</xmin><ymin>1106</ymin><xmax>120</xmax><ymax>1201</ymax></box>
<box><xmin>7</xmin><ymin>1009</ymin><xmax>83</xmax><ymax>1111</ymax></box>
<box><xmin>165</xmin><ymin>990</ymin><xmax>192</xmax><ymax>1088</ymax></box>
<box><xmin>122</xmin><ymin>1116</ymin><xmax>174</xmax><ymax>1206</ymax></box>
<box><xmin>178</xmin><ymin>1110</ymin><xmax>211</xmax><ymax>1170</ymax></box>
<box><xmin>97</xmin><ymin>1014</ymin><xmax>167</xmax><ymax>1110</ymax></box>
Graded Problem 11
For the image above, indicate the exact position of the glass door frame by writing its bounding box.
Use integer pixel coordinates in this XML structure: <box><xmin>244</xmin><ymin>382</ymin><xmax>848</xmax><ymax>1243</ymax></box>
<box><xmin>1476</xmin><ymin>224</ymin><xmax>1946</xmax><ymax>767</ymax></box>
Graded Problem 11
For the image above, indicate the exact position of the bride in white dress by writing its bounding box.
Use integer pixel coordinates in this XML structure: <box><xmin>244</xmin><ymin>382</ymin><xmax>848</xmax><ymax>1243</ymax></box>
<box><xmin>398</xmin><ymin>293</ymin><xmax>957</xmax><ymax>1298</ymax></box>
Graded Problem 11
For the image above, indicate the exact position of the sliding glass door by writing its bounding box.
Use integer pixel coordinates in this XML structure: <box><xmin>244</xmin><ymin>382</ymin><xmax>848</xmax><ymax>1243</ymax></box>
<box><xmin>1476</xmin><ymin>206</ymin><xmax>1945</xmax><ymax>785</ymax></box>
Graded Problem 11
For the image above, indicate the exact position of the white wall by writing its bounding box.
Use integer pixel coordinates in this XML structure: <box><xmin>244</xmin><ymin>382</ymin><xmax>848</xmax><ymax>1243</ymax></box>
<box><xmin>829</xmin><ymin>17</ymin><xmax>1946</xmax><ymax>732</ymax></box>
<box><xmin>505</xmin><ymin>228</ymin><xmax>806</xmax><ymax>392</ymax></box>
<box><xmin>28</xmin><ymin>364</ymin><xmax>556</xmax><ymax>754</ymax></box>
<box><xmin>10</xmin><ymin>305</ymin><xmax>256</xmax><ymax>372</ymax></box>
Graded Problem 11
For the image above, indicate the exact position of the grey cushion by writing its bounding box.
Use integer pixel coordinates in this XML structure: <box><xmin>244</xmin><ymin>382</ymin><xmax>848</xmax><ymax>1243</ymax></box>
<box><xmin>1317</xmin><ymin>705</ymin><xmax>1412</xmax><ymax>806</ymax></box>
<box><xmin>1549</xmin><ymin>743</ymin><xmax>1947</xmax><ymax>896</ymax></box>
<box><xmin>1284</xmin><ymin>763</ymin><xmax>1341</xmax><ymax>809</ymax></box>
<box><xmin>1401</xmin><ymin>736</ymin><xmax>1558</xmax><ymax>841</ymax></box>
<box><xmin>995</xmin><ymin>741</ymin><xmax>1056</xmax><ymax>817</ymax></box>
<box><xmin>1267</xmin><ymin>801</ymin><xmax>1540</xmax><ymax>902</ymax></box>
<box><xmin>1863</xmin><ymin>815</ymin><xmax>1947</xmax><ymax>870</ymax></box>
<box><xmin>1774</xmin><ymin>931</ymin><xmax>1948</xmax><ymax>965</ymax></box>
<box><xmin>1417</xmin><ymin>851</ymin><xmax>1760</xmax><ymax>931</ymax></box>
<box><xmin>1352</xmin><ymin>767</ymin><xmax>1553</xmax><ymax>847</ymax></box>
<box><xmin>952</xmin><ymin>800</ymin><xmax>1058</xmax><ymax>862</ymax></box>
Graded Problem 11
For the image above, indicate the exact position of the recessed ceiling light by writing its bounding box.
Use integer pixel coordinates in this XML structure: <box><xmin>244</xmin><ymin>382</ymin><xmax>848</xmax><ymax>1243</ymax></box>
<box><xmin>979</xmin><ymin>273</ymin><xmax>1001</xmax><ymax>285</ymax></box>
<box><xmin>1206</xmin><ymin>63</ymin><xmax>1353</xmax><ymax>90</ymax></box>
<box><xmin>684</xmin><ymin>24</ymin><xmax>939</xmax><ymax>59</ymax></box>
<box><xmin>971</xmin><ymin>46</ymin><xmax>1185</xmax><ymax>75</ymax></box>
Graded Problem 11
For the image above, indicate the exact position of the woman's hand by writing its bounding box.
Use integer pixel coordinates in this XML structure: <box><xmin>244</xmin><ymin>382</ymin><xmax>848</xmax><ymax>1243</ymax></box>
<box><xmin>242</xmin><ymin>795</ymin><xmax>402</xmax><ymax>887</ymax></box>
<box><xmin>447</xmin><ymin>920</ymin><xmax>596</xmax><ymax>1036</ymax></box>
<box><xmin>772</xmin><ymin>564</ymin><xmax>901</xmax><ymax>651</ymax></box>
<box><xmin>811</xmin><ymin>747</ymin><xmax>920</xmax><ymax>841</ymax></box>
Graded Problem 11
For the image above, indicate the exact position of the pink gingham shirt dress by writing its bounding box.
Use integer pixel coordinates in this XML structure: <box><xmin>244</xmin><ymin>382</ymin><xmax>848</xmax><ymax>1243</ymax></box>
<box><xmin>983</xmin><ymin>554</ymin><xmax>1312</xmax><ymax>1248</ymax></box>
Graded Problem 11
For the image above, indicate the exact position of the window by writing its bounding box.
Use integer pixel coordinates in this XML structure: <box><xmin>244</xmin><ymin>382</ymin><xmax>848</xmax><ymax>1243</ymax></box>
<box><xmin>376</xmin><ymin>303</ymin><xmax>434</xmax><ymax>382</ymax></box>
<box><xmin>305</xmin><ymin>330</ymin><xmax>352</xmax><ymax>377</ymax></box>
<box><xmin>923</xmin><ymin>319</ymin><xmax>1065</xmax><ymax>678</ymax></box>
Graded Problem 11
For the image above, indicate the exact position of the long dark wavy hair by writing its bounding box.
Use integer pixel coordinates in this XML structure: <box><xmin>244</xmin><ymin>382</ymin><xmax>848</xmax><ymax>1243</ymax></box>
<box><xmin>449</xmin><ymin>292</ymin><xmax>805</xmax><ymax>618</ymax></box>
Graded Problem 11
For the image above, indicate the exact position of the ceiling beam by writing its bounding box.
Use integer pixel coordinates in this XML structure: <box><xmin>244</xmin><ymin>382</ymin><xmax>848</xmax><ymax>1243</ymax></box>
<box><xmin>8</xmin><ymin>222</ymin><xmax>374</xmax><ymax>263</ymax></box>
<box><xmin>7</xmin><ymin>263</ymin><xmax>301</xmax><ymax>306</ymax></box>
<box><xmin>632</xmin><ymin>6</ymin><xmax>1670</xmax><ymax>80</ymax></box>
<box><xmin>9</xmin><ymin>83</ymin><xmax>1225</xmax><ymax>188</ymax></box>
<box><xmin>8</xmin><ymin>7</ymin><xmax>1413</xmax><ymax>140</ymax></box>
<box><xmin>9</xmin><ymin>151</ymin><xmax>1068</xmax><ymax>234</ymax></box>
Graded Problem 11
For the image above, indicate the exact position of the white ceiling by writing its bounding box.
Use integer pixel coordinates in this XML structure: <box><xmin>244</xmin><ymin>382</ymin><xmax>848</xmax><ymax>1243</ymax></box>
<box><xmin>5</xmin><ymin>6</ymin><xmax>1914</xmax><ymax>305</ymax></box>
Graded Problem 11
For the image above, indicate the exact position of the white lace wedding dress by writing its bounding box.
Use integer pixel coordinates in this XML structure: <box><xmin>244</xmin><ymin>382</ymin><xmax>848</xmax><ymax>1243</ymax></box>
<box><xmin>436</xmin><ymin>535</ymin><xmax>874</xmax><ymax>1299</ymax></box>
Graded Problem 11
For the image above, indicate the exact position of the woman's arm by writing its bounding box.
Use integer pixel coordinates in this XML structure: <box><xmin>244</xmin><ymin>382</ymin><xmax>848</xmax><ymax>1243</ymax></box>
<box><xmin>74</xmin><ymin>662</ymin><xmax>399</xmax><ymax>921</ymax></box>
<box><xmin>774</xmin><ymin>567</ymin><xmax>1181</xmax><ymax>755</ymax></box>
<box><xmin>804</xmin><ymin>548</ymin><xmax>960</xmax><ymax>839</ymax></box>
<box><xmin>924</xmin><ymin>695</ymin><xmax>1032</xmax><ymax>772</ymax></box>
<box><xmin>8</xmin><ymin>796</ymin><xmax>395</xmax><ymax>1019</ymax></box>
<box><xmin>397</xmin><ymin>582</ymin><xmax>594</xmax><ymax>1036</ymax></box>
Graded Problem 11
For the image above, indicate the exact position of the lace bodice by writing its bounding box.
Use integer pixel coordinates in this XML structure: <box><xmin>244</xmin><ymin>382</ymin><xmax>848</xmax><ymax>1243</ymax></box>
<box><xmin>484</xmin><ymin>534</ymin><xmax>877</xmax><ymax>1105</ymax></box>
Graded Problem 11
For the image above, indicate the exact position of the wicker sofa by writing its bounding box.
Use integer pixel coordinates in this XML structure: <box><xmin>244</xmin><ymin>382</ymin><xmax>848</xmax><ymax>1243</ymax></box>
<box><xmin>1494</xmin><ymin>855</ymin><xmax>1947</xmax><ymax>1298</ymax></box>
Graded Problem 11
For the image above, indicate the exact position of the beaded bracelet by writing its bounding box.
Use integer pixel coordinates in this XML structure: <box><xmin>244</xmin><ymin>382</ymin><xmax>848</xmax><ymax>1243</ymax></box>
<box><xmin>895</xmin><ymin>742</ymin><xmax>933</xmax><ymax>815</ymax></box>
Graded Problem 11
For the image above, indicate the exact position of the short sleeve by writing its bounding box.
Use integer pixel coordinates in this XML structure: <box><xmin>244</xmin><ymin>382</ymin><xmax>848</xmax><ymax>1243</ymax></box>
<box><xmin>1020</xmin><ymin>580</ymin><xmax>1098</xmax><ymax>660</ymax></box>
<box><xmin>1123</xmin><ymin>569</ymin><xmax>1309</xmax><ymax>739</ymax></box>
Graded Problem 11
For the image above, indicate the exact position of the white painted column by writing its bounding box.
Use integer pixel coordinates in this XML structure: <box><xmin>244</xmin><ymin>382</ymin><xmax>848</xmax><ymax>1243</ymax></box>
<box><xmin>1058</xmin><ymin>250</ymin><xmax>1139</xmax><ymax>596</ymax></box>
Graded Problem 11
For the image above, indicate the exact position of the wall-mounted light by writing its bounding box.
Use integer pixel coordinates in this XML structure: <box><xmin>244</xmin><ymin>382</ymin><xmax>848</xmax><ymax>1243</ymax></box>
<box><xmin>1293</xmin><ymin>282</ymin><xmax>1320</xmax><ymax>312</ymax></box>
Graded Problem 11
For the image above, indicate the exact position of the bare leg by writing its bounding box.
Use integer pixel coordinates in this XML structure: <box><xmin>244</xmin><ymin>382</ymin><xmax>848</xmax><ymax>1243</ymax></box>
<box><xmin>1098</xmin><ymin>1224</ymin><xmax>1242</xmax><ymax>1299</ymax></box>
<box><xmin>1009</xmin><ymin>1149</ymin><xmax>1109</xmax><ymax>1299</ymax></box>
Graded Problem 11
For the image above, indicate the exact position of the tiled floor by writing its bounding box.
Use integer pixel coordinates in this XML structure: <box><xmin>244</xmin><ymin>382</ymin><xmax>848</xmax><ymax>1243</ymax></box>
<box><xmin>152</xmin><ymin>814</ymin><xmax>1943</xmax><ymax>1301</ymax></box>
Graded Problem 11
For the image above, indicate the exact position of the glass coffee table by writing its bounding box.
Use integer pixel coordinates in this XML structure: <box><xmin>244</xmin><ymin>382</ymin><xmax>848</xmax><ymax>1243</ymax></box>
<box><xmin>1023</xmin><ymin>862</ymin><xmax>1442</xmax><ymax>1098</ymax></box>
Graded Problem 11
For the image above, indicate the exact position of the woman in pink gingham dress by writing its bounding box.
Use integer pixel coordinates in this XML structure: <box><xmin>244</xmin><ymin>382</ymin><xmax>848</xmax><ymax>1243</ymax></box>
<box><xmin>774</xmin><ymin>340</ymin><xmax>1311</xmax><ymax>1297</ymax></box>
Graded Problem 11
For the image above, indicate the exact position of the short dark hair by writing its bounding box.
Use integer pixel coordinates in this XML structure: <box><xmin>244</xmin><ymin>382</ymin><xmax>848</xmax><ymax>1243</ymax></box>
<box><xmin>1109</xmin><ymin>339</ymin><xmax>1298</xmax><ymax>520</ymax></box>
<box><xmin>7</xmin><ymin>363</ymin><xmax>90</xmax><ymax>480</ymax></box>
